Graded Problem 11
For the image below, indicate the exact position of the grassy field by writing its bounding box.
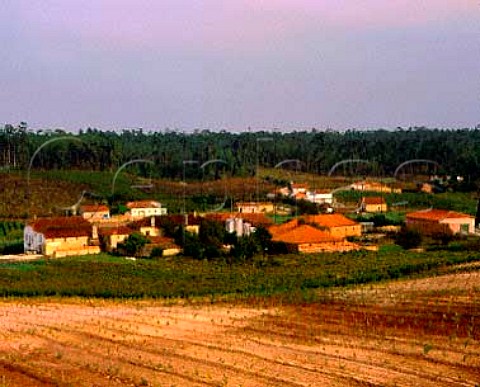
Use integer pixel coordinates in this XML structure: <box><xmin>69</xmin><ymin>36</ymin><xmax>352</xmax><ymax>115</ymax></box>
<box><xmin>1</xmin><ymin>250</ymin><xmax>479</xmax><ymax>299</ymax></box>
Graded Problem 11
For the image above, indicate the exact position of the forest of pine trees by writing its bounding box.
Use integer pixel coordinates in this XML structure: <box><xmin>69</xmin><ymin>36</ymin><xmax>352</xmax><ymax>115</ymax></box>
<box><xmin>1</xmin><ymin>124</ymin><xmax>479</xmax><ymax>186</ymax></box>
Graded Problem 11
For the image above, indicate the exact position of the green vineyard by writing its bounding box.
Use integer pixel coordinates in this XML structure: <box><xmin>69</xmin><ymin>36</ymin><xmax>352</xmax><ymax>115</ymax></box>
<box><xmin>0</xmin><ymin>221</ymin><xmax>24</xmax><ymax>254</ymax></box>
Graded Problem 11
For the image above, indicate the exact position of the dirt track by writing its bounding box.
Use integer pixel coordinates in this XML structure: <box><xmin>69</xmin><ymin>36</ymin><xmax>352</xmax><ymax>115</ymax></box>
<box><xmin>1</xmin><ymin>272</ymin><xmax>479</xmax><ymax>386</ymax></box>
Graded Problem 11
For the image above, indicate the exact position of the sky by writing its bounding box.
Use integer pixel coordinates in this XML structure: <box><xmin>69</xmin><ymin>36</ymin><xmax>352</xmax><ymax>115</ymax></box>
<box><xmin>0</xmin><ymin>0</ymin><xmax>478</xmax><ymax>132</ymax></box>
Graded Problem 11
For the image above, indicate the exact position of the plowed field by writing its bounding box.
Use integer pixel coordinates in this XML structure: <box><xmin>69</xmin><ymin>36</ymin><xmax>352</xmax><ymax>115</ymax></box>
<box><xmin>1</xmin><ymin>271</ymin><xmax>479</xmax><ymax>386</ymax></box>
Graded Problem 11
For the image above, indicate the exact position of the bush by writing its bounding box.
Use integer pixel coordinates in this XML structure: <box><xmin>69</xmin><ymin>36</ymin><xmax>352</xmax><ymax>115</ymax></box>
<box><xmin>431</xmin><ymin>230</ymin><xmax>454</xmax><ymax>246</ymax></box>
<box><xmin>231</xmin><ymin>235</ymin><xmax>259</xmax><ymax>262</ymax></box>
<box><xmin>122</xmin><ymin>232</ymin><xmax>148</xmax><ymax>257</ymax></box>
<box><xmin>395</xmin><ymin>227</ymin><xmax>422</xmax><ymax>250</ymax></box>
<box><xmin>150</xmin><ymin>247</ymin><xmax>164</xmax><ymax>258</ymax></box>
<box><xmin>182</xmin><ymin>232</ymin><xmax>205</xmax><ymax>260</ymax></box>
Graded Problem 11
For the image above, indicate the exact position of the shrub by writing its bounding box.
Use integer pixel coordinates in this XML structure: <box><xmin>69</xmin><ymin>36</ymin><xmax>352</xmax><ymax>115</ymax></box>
<box><xmin>122</xmin><ymin>232</ymin><xmax>148</xmax><ymax>257</ymax></box>
<box><xmin>431</xmin><ymin>230</ymin><xmax>454</xmax><ymax>246</ymax></box>
<box><xmin>150</xmin><ymin>247</ymin><xmax>164</xmax><ymax>258</ymax></box>
<box><xmin>395</xmin><ymin>227</ymin><xmax>422</xmax><ymax>250</ymax></box>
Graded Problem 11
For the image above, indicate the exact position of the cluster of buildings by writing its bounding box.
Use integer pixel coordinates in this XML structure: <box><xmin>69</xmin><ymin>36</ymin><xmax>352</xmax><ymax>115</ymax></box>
<box><xmin>23</xmin><ymin>199</ymin><xmax>281</xmax><ymax>258</ymax></box>
<box><xmin>24</xmin><ymin>200</ymin><xmax>172</xmax><ymax>258</ymax></box>
<box><xmin>24</xmin><ymin>202</ymin><xmax>370</xmax><ymax>257</ymax></box>
<box><xmin>23</xmin><ymin>177</ymin><xmax>478</xmax><ymax>258</ymax></box>
<box><xmin>267</xmin><ymin>182</ymin><xmax>334</xmax><ymax>206</ymax></box>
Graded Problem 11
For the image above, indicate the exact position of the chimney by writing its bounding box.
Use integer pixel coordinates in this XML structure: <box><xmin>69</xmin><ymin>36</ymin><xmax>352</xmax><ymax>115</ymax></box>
<box><xmin>92</xmin><ymin>223</ymin><xmax>99</xmax><ymax>241</ymax></box>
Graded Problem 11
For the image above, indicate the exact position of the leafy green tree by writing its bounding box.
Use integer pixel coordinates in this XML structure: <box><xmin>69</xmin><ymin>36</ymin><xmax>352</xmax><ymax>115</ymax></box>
<box><xmin>196</xmin><ymin>219</ymin><xmax>226</xmax><ymax>258</ymax></box>
<box><xmin>182</xmin><ymin>232</ymin><xmax>205</xmax><ymax>260</ymax></box>
<box><xmin>199</xmin><ymin>219</ymin><xmax>225</xmax><ymax>246</ymax></box>
<box><xmin>252</xmin><ymin>226</ymin><xmax>272</xmax><ymax>256</ymax></box>
<box><xmin>231</xmin><ymin>235</ymin><xmax>259</xmax><ymax>262</ymax></box>
<box><xmin>123</xmin><ymin>232</ymin><xmax>148</xmax><ymax>257</ymax></box>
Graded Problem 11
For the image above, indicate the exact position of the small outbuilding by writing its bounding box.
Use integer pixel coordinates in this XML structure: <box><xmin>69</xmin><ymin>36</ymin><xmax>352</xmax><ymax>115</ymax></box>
<box><xmin>80</xmin><ymin>204</ymin><xmax>110</xmax><ymax>221</ymax></box>
<box><xmin>359</xmin><ymin>197</ymin><xmax>387</xmax><ymax>213</ymax></box>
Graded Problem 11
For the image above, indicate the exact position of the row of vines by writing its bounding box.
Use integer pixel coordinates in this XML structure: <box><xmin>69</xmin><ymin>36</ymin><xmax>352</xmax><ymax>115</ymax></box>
<box><xmin>0</xmin><ymin>221</ymin><xmax>24</xmax><ymax>254</ymax></box>
<box><xmin>0</xmin><ymin>250</ymin><xmax>478</xmax><ymax>299</ymax></box>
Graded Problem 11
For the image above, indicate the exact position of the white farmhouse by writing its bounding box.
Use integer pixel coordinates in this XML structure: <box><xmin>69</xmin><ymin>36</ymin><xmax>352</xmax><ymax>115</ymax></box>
<box><xmin>305</xmin><ymin>190</ymin><xmax>333</xmax><ymax>205</ymax></box>
<box><xmin>126</xmin><ymin>200</ymin><xmax>167</xmax><ymax>219</ymax></box>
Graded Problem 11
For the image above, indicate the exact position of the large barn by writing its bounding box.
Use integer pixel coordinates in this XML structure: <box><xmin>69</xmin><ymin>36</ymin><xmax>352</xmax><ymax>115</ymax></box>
<box><xmin>24</xmin><ymin>216</ymin><xmax>101</xmax><ymax>257</ymax></box>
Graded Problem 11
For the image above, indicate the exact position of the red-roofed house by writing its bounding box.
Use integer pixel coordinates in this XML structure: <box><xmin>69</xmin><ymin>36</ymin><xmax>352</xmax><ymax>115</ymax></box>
<box><xmin>161</xmin><ymin>214</ymin><xmax>203</xmax><ymax>234</ymax></box>
<box><xmin>303</xmin><ymin>214</ymin><xmax>362</xmax><ymax>238</ymax></box>
<box><xmin>269</xmin><ymin>219</ymin><xmax>300</xmax><ymax>238</ymax></box>
<box><xmin>359</xmin><ymin>197</ymin><xmax>387</xmax><ymax>213</ymax></box>
<box><xmin>24</xmin><ymin>217</ymin><xmax>101</xmax><ymax>257</ymax></box>
<box><xmin>290</xmin><ymin>183</ymin><xmax>308</xmax><ymax>195</ymax></box>
<box><xmin>144</xmin><ymin>236</ymin><xmax>181</xmax><ymax>257</ymax></box>
<box><xmin>98</xmin><ymin>225</ymin><xmax>133</xmax><ymax>252</ymax></box>
<box><xmin>305</xmin><ymin>190</ymin><xmax>334</xmax><ymax>205</ymax></box>
<box><xmin>269</xmin><ymin>221</ymin><xmax>359</xmax><ymax>253</ymax></box>
<box><xmin>406</xmin><ymin>209</ymin><xmax>475</xmax><ymax>235</ymax></box>
<box><xmin>129</xmin><ymin>216</ymin><xmax>162</xmax><ymax>237</ymax></box>
<box><xmin>80</xmin><ymin>204</ymin><xmax>110</xmax><ymax>221</ymax></box>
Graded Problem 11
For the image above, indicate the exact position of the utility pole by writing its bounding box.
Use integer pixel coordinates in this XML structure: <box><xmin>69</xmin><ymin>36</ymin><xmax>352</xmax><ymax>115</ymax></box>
<box><xmin>256</xmin><ymin>137</ymin><xmax>273</xmax><ymax>203</ymax></box>
<box><xmin>182</xmin><ymin>160</ymin><xmax>198</xmax><ymax>246</ymax></box>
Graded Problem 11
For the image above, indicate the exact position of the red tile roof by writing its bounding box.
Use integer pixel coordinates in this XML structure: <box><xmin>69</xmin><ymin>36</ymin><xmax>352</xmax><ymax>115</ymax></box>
<box><xmin>29</xmin><ymin>216</ymin><xmax>92</xmax><ymax>238</ymax></box>
<box><xmin>303</xmin><ymin>214</ymin><xmax>359</xmax><ymax>228</ymax></box>
<box><xmin>80</xmin><ymin>204</ymin><xmax>109</xmax><ymax>213</ymax></box>
<box><xmin>271</xmin><ymin>224</ymin><xmax>342</xmax><ymax>244</ymax></box>
<box><xmin>129</xmin><ymin>216</ymin><xmax>159</xmax><ymax>228</ymax></box>
<box><xmin>293</xmin><ymin>192</ymin><xmax>307</xmax><ymax>199</ymax></box>
<box><xmin>147</xmin><ymin>236</ymin><xmax>179</xmax><ymax>249</ymax></box>
<box><xmin>406</xmin><ymin>209</ymin><xmax>474</xmax><ymax>222</ymax></box>
<box><xmin>362</xmin><ymin>197</ymin><xmax>386</xmax><ymax>205</ymax></box>
<box><xmin>126</xmin><ymin>200</ymin><xmax>161</xmax><ymax>209</ymax></box>
<box><xmin>269</xmin><ymin>219</ymin><xmax>299</xmax><ymax>237</ymax></box>
<box><xmin>98</xmin><ymin>226</ymin><xmax>132</xmax><ymax>236</ymax></box>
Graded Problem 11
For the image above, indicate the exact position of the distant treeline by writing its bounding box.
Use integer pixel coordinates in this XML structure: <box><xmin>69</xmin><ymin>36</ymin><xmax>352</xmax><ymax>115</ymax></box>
<box><xmin>1</xmin><ymin>124</ymin><xmax>479</xmax><ymax>183</ymax></box>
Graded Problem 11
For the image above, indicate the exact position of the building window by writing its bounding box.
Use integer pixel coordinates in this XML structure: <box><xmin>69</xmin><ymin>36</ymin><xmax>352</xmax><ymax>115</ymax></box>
<box><xmin>460</xmin><ymin>224</ymin><xmax>470</xmax><ymax>234</ymax></box>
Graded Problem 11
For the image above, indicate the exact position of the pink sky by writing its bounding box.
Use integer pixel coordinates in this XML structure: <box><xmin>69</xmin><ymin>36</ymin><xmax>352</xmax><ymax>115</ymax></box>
<box><xmin>1</xmin><ymin>0</ymin><xmax>479</xmax><ymax>130</ymax></box>
<box><xmin>18</xmin><ymin>0</ymin><xmax>478</xmax><ymax>50</ymax></box>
